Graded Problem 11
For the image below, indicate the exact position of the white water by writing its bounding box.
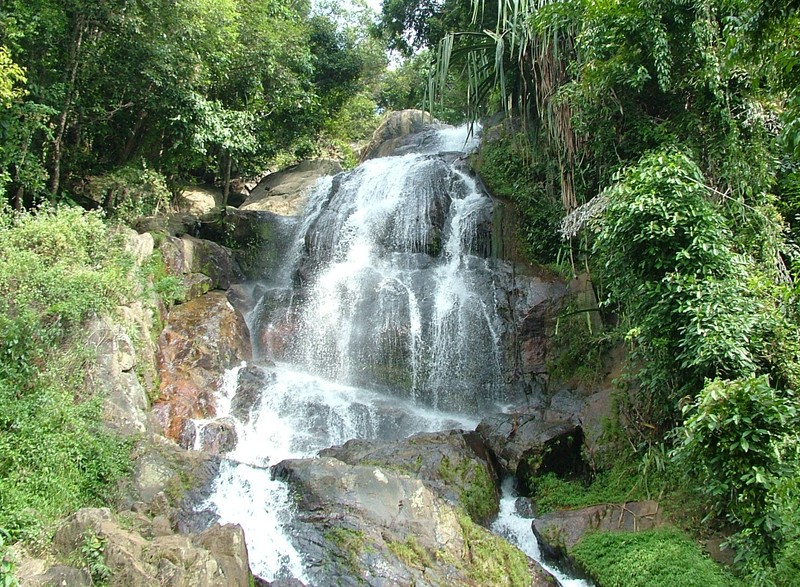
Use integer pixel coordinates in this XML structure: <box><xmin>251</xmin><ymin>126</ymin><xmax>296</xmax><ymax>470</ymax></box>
<box><xmin>492</xmin><ymin>478</ymin><xmax>594</xmax><ymax>587</ymax></box>
<box><xmin>188</xmin><ymin>122</ymin><xmax>585</xmax><ymax>584</ymax></box>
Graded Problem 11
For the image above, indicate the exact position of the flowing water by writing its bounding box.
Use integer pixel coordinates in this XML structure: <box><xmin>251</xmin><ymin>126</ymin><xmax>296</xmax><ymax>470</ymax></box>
<box><xmin>189</xmin><ymin>123</ymin><xmax>585</xmax><ymax>585</ymax></box>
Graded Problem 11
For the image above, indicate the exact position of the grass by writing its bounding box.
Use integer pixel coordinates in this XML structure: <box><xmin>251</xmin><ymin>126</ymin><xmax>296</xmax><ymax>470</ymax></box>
<box><xmin>571</xmin><ymin>528</ymin><xmax>743</xmax><ymax>587</ymax></box>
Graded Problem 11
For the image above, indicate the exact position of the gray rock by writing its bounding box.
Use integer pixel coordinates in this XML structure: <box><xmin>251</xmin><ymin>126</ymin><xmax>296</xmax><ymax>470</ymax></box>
<box><xmin>52</xmin><ymin>508</ymin><xmax>250</xmax><ymax>587</ymax></box>
<box><xmin>532</xmin><ymin>501</ymin><xmax>665</xmax><ymax>562</ymax></box>
<box><xmin>476</xmin><ymin>413</ymin><xmax>584</xmax><ymax>491</ymax></box>
<box><xmin>24</xmin><ymin>565</ymin><xmax>92</xmax><ymax>587</ymax></box>
<box><xmin>86</xmin><ymin>316</ymin><xmax>153</xmax><ymax>437</ymax></box>
<box><xmin>320</xmin><ymin>429</ymin><xmax>500</xmax><ymax>524</ymax></box>
<box><xmin>360</xmin><ymin>110</ymin><xmax>435</xmax><ymax>161</ymax></box>
<box><xmin>198</xmin><ymin>418</ymin><xmax>237</xmax><ymax>454</ymax></box>
<box><xmin>273</xmin><ymin>456</ymin><xmax>557</xmax><ymax>587</ymax></box>
<box><xmin>241</xmin><ymin>159</ymin><xmax>342</xmax><ymax>216</ymax></box>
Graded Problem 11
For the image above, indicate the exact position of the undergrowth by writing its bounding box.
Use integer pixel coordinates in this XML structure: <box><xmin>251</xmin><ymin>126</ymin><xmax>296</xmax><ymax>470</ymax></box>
<box><xmin>0</xmin><ymin>205</ymin><xmax>135</xmax><ymax>542</ymax></box>
<box><xmin>571</xmin><ymin>529</ymin><xmax>742</xmax><ymax>587</ymax></box>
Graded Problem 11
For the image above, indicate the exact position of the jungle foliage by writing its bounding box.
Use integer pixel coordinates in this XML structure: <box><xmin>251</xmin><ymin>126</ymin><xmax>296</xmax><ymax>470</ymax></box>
<box><xmin>0</xmin><ymin>0</ymin><xmax>390</xmax><ymax>209</ymax></box>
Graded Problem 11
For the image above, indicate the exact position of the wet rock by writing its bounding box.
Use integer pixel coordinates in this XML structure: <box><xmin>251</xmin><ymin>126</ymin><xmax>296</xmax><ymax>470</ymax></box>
<box><xmin>532</xmin><ymin>501</ymin><xmax>665</xmax><ymax>562</ymax></box>
<box><xmin>360</xmin><ymin>110</ymin><xmax>435</xmax><ymax>161</ymax></box>
<box><xmin>198</xmin><ymin>417</ymin><xmax>237</xmax><ymax>454</ymax></box>
<box><xmin>241</xmin><ymin>159</ymin><xmax>342</xmax><ymax>216</ymax></box>
<box><xmin>273</xmin><ymin>456</ymin><xmax>556</xmax><ymax>587</ymax></box>
<box><xmin>476</xmin><ymin>413</ymin><xmax>584</xmax><ymax>490</ymax></box>
<box><xmin>230</xmin><ymin>364</ymin><xmax>273</xmax><ymax>423</ymax></box>
<box><xmin>152</xmin><ymin>291</ymin><xmax>251</xmax><ymax>444</ymax></box>
<box><xmin>320</xmin><ymin>429</ymin><xmax>500</xmax><ymax>524</ymax></box>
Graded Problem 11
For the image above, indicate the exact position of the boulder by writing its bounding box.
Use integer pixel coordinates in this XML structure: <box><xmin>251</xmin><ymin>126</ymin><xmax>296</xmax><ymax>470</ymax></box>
<box><xmin>241</xmin><ymin>159</ymin><xmax>342</xmax><ymax>216</ymax></box>
<box><xmin>273</xmin><ymin>456</ymin><xmax>557</xmax><ymax>587</ymax></box>
<box><xmin>159</xmin><ymin>235</ymin><xmax>244</xmax><ymax>301</ymax></box>
<box><xmin>229</xmin><ymin>364</ymin><xmax>273</xmax><ymax>424</ymax></box>
<box><xmin>177</xmin><ymin>185</ymin><xmax>222</xmax><ymax>215</ymax></box>
<box><xmin>320</xmin><ymin>429</ymin><xmax>500</xmax><ymax>524</ymax></box>
<box><xmin>152</xmin><ymin>291</ymin><xmax>251</xmax><ymax>444</ymax></box>
<box><xmin>476</xmin><ymin>413</ymin><xmax>584</xmax><ymax>491</ymax></box>
<box><xmin>360</xmin><ymin>110</ymin><xmax>435</xmax><ymax>161</ymax></box>
<box><xmin>23</xmin><ymin>566</ymin><xmax>92</xmax><ymax>587</ymax></box>
<box><xmin>51</xmin><ymin>508</ymin><xmax>250</xmax><ymax>587</ymax></box>
<box><xmin>532</xmin><ymin>501</ymin><xmax>665</xmax><ymax>561</ymax></box>
<box><xmin>133</xmin><ymin>213</ymin><xmax>201</xmax><ymax>238</ymax></box>
<box><xmin>197</xmin><ymin>417</ymin><xmax>238</xmax><ymax>454</ymax></box>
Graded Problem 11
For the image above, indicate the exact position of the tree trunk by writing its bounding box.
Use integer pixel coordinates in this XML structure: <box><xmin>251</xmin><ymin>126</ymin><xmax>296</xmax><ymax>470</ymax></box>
<box><xmin>49</xmin><ymin>15</ymin><xmax>85</xmax><ymax>197</ymax></box>
<box><xmin>221</xmin><ymin>150</ymin><xmax>232</xmax><ymax>208</ymax></box>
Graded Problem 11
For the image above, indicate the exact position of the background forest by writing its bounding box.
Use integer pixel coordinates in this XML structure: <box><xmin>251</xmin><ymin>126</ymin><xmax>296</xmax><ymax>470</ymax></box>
<box><xmin>2</xmin><ymin>0</ymin><xmax>800</xmax><ymax>585</ymax></box>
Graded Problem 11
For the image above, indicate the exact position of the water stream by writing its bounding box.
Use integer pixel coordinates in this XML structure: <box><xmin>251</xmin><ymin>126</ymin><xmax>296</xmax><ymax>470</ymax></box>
<box><xmin>189</xmin><ymin>123</ymin><xmax>587</xmax><ymax>585</ymax></box>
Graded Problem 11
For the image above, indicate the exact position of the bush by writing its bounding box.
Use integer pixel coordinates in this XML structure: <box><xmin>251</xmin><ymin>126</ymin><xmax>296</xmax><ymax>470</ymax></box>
<box><xmin>672</xmin><ymin>376</ymin><xmax>800</xmax><ymax>563</ymax></box>
<box><xmin>0</xmin><ymin>204</ymin><xmax>134</xmax><ymax>542</ymax></box>
<box><xmin>571</xmin><ymin>529</ymin><xmax>742</xmax><ymax>587</ymax></box>
<box><xmin>87</xmin><ymin>165</ymin><xmax>171</xmax><ymax>224</ymax></box>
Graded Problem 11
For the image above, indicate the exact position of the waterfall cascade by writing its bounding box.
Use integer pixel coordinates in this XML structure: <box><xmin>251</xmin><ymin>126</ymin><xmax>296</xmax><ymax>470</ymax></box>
<box><xmin>189</xmin><ymin>122</ymin><xmax>585</xmax><ymax>585</ymax></box>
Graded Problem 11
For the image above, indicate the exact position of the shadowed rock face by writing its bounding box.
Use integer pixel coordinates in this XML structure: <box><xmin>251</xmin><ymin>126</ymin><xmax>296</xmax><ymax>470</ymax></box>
<box><xmin>476</xmin><ymin>413</ymin><xmax>585</xmax><ymax>492</ymax></box>
<box><xmin>152</xmin><ymin>291</ymin><xmax>251</xmax><ymax>445</ymax></box>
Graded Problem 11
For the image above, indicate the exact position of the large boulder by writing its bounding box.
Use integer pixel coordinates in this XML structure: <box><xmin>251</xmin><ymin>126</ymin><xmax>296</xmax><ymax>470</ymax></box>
<box><xmin>273</xmin><ymin>456</ymin><xmax>557</xmax><ymax>587</ymax></box>
<box><xmin>320</xmin><ymin>429</ymin><xmax>500</xmax><ymax>524</ymax></box>
<box><xmin>476</xmin><ymin>414</ymin><xmax>584</xmax><ymax>491</ymax></box>
<box><xmin>241</xmin><ymin>159</ymin><xmax>342</xmax><ymax>216</ymax></box>
<box><xmin>360</xmin><ymin>110</ymin><xmax>435</xmax><ymax>161</ymax></box>
<box><xmin>50</xmin><ymin>508</ymin><xmax>250</xmax><ymax>587</ymax></box>
<box><xmin>152</xmin><ymin>291</ymin><xmax>251</xmax><ymax>444</ymax></box>
<box><xmin>176</xmin><ymin>185</ymin><xmax>222</xmax><ymax>216</ymax></box>
<box><xmin>159</xmin><ymin>235</ymin><xmax>245</xmax><ymax>301</ymax></box>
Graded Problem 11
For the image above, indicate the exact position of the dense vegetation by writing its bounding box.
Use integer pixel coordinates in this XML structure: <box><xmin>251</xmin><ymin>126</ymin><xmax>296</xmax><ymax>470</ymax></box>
<box><xmin>0</xmin><ymin>206</ymin><xmax>138</xmax><ymax>543</ymax></box>
<box><xmin>0</xmin><ymin>0</ymin><xmax>397</xmax><ymax>211</ymax></box>
<box><xmin>399</xmin><ymin>0</ymin><xmax>800</xmax><ymax>583</ymax></box>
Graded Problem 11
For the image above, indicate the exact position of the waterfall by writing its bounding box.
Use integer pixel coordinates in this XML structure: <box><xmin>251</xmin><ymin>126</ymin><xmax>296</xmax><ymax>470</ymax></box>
<box><xmin>188</xmin><ymin>122</ymin><xmax>571</xmax><ymax>583</ymax></box>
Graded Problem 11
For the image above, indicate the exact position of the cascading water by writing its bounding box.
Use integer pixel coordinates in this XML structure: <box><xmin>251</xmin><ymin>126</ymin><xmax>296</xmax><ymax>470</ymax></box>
<box><xmin>189</xmin><ymin>122</ymin><xmax>580</xmax><ymax>584</ymax></box>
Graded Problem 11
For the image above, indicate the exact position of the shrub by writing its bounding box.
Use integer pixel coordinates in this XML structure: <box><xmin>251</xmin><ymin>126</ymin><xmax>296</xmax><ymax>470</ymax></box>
<box><xmin>672</xmin><ymin>376</ymin><xmax>800</xmax><ymax>562</ymax></box>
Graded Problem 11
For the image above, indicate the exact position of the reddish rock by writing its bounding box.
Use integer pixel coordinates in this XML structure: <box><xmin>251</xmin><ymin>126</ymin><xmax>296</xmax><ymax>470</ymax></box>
<box><xmin>153</xmin><ymin>291</ymin><xmax>251</xmax><ymax>444</ymax></box>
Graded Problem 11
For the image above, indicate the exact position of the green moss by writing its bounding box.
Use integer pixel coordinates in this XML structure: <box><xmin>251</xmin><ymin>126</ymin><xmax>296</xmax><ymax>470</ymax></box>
<box><xmin>437</xmin><ymin>456</ymin><xmax>498</xmax><ymax>523</ymax></box>
<box><xmin>458</xmin><ymin>515</ymin><xmax>531</xmax><ymax>587</ymax></box>
<box><xmin>571</xmin><ymin>529</ymin><xmax>742</xmax><ymax>587</ymax></box>
<box><xmin>324</xmin><ymin>527</ymin><xmax>366</xmax><ymax>576</ymax></box>
<box><xmin>387</xmin><ymin>535</ymin><xmax>433</xmax><ymax>569</ymax></box>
